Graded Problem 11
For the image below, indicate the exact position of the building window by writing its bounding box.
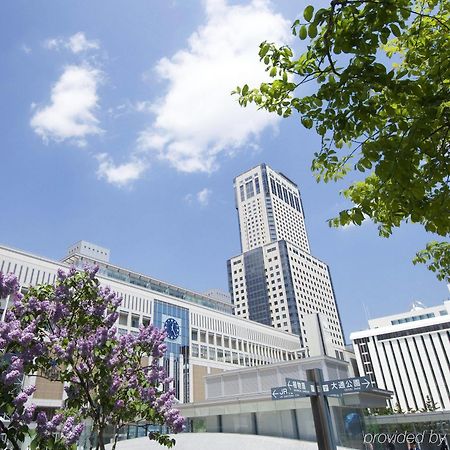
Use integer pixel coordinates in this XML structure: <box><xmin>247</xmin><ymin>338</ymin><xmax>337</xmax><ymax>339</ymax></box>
<box><xmin>240</xmin><ymin>185</ymin><xmax>245</xmax><ymax>201</ymax></box>
<box><xmin>255</xmin><ymin>177</ymin><xmax>260</xmax><ymax>194</ymax></box>
<box><xmin>131</xmin><ymin>315</ymin><xmax>140</xmax><ymax>328</ymax></box>
<box><xmin>245</xmin><ymin>181</ymin><xmax>254</xmax><ymax>199</ymax></box>
<box><xmin>270</xmin><ymin>178</ymin><xmax>276</xmax><ymax>194</ymax></box>
<box><xmin>119</xmin><ymin>312</ymin><xmax>128</xmax><ymax>326</ymax></box>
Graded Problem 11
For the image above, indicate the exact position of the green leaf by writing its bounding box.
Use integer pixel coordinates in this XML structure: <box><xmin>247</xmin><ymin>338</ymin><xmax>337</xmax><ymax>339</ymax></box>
<box><xmin>259</xmin><ymin>43</ymin><xmax>270</xmax><ymax>58</ymax></box>
<box><xmin>308</xmin><ymin>24</ymin><xmax>318</xmax><ymax>39</ymax></box>
<box><xmin>299</xmin><ymin>25</ymin><xmax>307</xmax><ymax>40</ymax></box>
<box><xmin>242</xmin><ymin>84</ymin><xmax>249</xmax><ymax>96</ymax></box>
<box><xmin>303</xmin><ymin>5</ymin><xmax>314</xmax><ymax>22</ymax></box>
<box><xmin>390</xmin><ymin>23</ymin><xmax>401</xmax><ymax>37</ymax></box>
<box><xmin>301</xmin><ymin>117</ymin><xmax>313</xmax><ymax>129</ymax></box>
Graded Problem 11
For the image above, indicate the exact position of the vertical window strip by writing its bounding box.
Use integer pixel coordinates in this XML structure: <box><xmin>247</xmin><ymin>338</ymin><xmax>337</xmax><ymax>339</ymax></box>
<box><xmin>381</xmin><ymin>341</ymin><xmax>401</xmax><ymax>409</ymax></box>
<box><xmin>420</xmin><ymin>335</ymin><xmax>444</xmax><ymax>408</ymax></box>
<box><xmin>396</xmin><ymin>339</ymin><xmax>418</xmax><ymax>410</ymax></box>
<box><xmin>404</xmin><ymin>338</ymin><xmax>426</xmax><ymax>408</ymax></box>
<box><xmin>412</xmin><ymin>336</ymin><xmax>435</xmax><ymax>405</ymax></box>
<box><xmin>429</xmin><ymin>333</ymin><xmax>450</xmax><ymax>402</ymax></box>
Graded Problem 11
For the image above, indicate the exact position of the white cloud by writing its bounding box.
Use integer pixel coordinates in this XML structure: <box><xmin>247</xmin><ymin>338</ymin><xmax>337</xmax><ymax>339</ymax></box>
<box><xmin>96</xmin><ymin>153</ymin><xmax>148</xmax><ymax>187</ymax></box>
<box><xmin>197</xmin><ymin>188</ymin><xmax>212</xmax><ymax>206</ymax></box>
<box><xmin>44</xmin><ymin>38</ymin><xmax>60</xmax><ymax>51</ymax></box>
<box><xmin>134</xmin><ymin>101</ymin><xmax>153</xmax><ymax>113</ymax></box>
<box><xmin>30</xmin><ymin>65</ymin><xmax>102</xmax><ymax>145</ymax></box>
<box><xmin>138</xmin><ymin>0</ymin><xmax>291</xmax><ymax>173</ymax></box>
<box><xmin>44</xmin><ymin>32</ymin><xmax>99</xmax><ymax>54</ymax></box>
<box><xmin>68</xmin><ymin>32</ymin><xmax>100</xmax><ymax>54</ymax></box>
<box><xmin>185</xmin><ymin>188</ymin><xmax>213</xmax><ymax>206</ymax></box>
<box><xmin>21</xmin><ymin>44</ymin><xmax>31</xmax><ymax>54</ymax></box>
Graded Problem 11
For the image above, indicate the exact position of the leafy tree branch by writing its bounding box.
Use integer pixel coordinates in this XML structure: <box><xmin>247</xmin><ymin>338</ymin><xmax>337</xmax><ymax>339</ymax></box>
<box><xmin>235</xmin><ymin>0</ymin><xmax>449</xmax><ymax>281</ymax></box>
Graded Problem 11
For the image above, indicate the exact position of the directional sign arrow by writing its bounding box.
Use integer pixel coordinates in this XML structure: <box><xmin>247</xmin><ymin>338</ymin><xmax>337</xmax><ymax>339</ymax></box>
<box><xmin>271</xmin><ymin>386</ymin><xmax>304</xmax><ymax>400</ymax></box>
<box><xmin>321</xmin><ymin>376</ymin><xmax>376</xmax><ymax>396</ymax></box>
<box><xmin>285</xmin><ymin>378</ymin><xmax>316</xmax><ymax>396</ymax></box>
<box><xmin>286</xmin><ymin>379</ymin><xmax>295</xmax><ymax>390</ymax></box>
<box><xmin>272</xmin><ymin>388</ymin><xmax>280</xmax><ymax>399</ymax></box>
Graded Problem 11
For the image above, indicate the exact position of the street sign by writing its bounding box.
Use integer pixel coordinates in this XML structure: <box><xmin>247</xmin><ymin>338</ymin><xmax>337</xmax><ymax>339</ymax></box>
<box><xmin>272</xmin><ymin>376</ymin><xmax>375</xmax><ymax>400</ymax></box>
<box><xmin>320</xmin><ymin>376</ymin><xmax>374</xmax><ymax>395</ymax></box>
<box><xmin>271</xmin><ymin>386</ymin><xmax>305</xmax><ymax>400</ymax></box>
<box><xmin>285</xmin><ymin>378</ymin><xmax>317</xmax><ymax>396</ymax></box>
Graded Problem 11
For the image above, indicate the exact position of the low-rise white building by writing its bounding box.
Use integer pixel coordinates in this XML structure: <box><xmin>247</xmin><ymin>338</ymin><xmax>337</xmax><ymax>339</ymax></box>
<box><xmin>350</xmin><ymin>301</ymin><xmax>450</xmax><ymax>411</ymax></box>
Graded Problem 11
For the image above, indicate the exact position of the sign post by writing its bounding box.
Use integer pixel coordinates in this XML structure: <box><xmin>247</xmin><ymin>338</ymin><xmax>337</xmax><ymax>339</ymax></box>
<box><xmin>270</xmin><ymin>372</ymin><xmax>377</xmax><ymax>450</ymax></box>
<box><xmin>306</xmin><ymin>368</ymin><xmax>337</xmax><ymax>450</ymax></box>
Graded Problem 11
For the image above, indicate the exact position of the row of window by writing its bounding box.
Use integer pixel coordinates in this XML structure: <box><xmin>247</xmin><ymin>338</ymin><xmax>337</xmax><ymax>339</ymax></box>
<box><xmin>118</xmin><ymin>310</ymin><xmax>151</xmax><ymax>328</ymax></box>
<box><xmin>0</xmin><ymin>259</ymin><xmax>56</xmax><ymax>287</ymax></box>
<box><xmin>391</xmin><ymin>312</ymin><xmax>439</xmax><ymax>325</ymax></box>
<box><xmin>191</xmin><ymin>343</ymin><xmax>293</xmax><ymax>366</ymax></box>
<box><xmin>377</xmin><ymin>322</ymin><xmax>450</xmax><ymax>340</ymax></box>
<box><xmin>269</xmin><ymin>177</ymin><xmax>301</xmax><ymax>212</ymax></box>
<box><xmin>239</xmin><ymin>176</ymin><xmax>261</xmax><ymax>202</ymax></box>
<box><xmin>191</xmin><ymin>309</ymin><xmax>299</xmax><ymax>350</ymax></box>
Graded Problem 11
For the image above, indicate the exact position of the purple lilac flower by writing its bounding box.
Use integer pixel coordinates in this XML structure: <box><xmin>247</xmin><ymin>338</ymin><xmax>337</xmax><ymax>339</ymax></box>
<box><xmin>62</xmin><ymin>417</ymin><xmax>84</xmax><ymax>445</ymax></box>
<box><xmin>24</xmin><ymin>385</ymin><xmax>36</xmax><ymax>395</ymax></box>
<box><xmin>13</xmin><ymin>392</ymin><xmax>29</xmax><ymax>406</ymax></box>
<box><xmin>4</xmin><ymin>370</ymin><xmax>21</xmax><ymax>385</ymax></box>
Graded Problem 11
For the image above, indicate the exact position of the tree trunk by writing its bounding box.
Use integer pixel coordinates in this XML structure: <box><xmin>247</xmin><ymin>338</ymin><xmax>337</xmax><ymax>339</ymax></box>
<box><xmin>111</xmin><ymin>432</ymin><xmax>119</xmax><ymax>450</ymax></box>
<box><xmin>96</xmin><ymin>427</ymin><xmax>105</xmax><ymax>450</ymax></box>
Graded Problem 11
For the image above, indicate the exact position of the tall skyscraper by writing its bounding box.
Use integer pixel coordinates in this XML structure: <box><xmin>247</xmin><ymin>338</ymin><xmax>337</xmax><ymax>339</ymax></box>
<box><xmin>234</xmin><ymin>164</ymin><xmax>310</xmax><ymax>254</ymax></box>
<box><xmin>227</xmin><ymin>164</ymin><xmax>345</xmax><ymax>353</ymax></box>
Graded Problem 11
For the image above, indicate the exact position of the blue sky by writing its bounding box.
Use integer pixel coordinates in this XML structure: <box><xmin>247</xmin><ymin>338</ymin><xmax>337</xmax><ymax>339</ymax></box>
<box><xmin>1</xmin><ymin>0</ymin><xmax>447</xmax><ymax>340</ymax></box>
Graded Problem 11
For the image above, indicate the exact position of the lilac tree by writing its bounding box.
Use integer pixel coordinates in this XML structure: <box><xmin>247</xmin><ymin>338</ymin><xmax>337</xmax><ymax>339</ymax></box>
<box><xmin>0</xmin><ymin>273</ymin><xmax>83</xmax><ymax>450</ymax></box>
<box><xmin>1</xmin><ymin>267</ymin><xmax>184</xmax><ymax>450</ymax></box>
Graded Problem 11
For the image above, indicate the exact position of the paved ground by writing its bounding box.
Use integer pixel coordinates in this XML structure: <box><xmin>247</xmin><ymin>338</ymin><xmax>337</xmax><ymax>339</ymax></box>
<box><xmin>105</xmin><ymin>433</ymin><xmax>358</xmax><ymax>449</ymax></box>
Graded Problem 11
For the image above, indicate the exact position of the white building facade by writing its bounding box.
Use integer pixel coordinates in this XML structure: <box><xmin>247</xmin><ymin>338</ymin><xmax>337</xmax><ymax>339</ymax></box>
<box><xmin>350</xmin><ymin>302</ymin><xmax>450</xmax><ymax>411</ymax></box>
<box><xmin>0</xmin><ymin>242</ymin><xmax>304</xmax><ymax>411</ymax></box>
<box><xmin>227</xmin><ymin>164</ymin><xmax>345</xmax><ymax>353</ymax></box>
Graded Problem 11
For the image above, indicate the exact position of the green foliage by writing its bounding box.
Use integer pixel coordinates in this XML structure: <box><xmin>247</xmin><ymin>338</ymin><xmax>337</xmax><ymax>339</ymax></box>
<box><xmin>413</xmin><ymin>241</ymin><xmax>450</xmax><ymax>281</ymax></box>
<box><xmin>420</xmin><ymin>395</ymin><xmax>440</xmax><ymax>412</ymax></box>
<box><xmin>235</xmin><ymin>0</ymin><xmax>450</xmax><ymax>281</ymax></box>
